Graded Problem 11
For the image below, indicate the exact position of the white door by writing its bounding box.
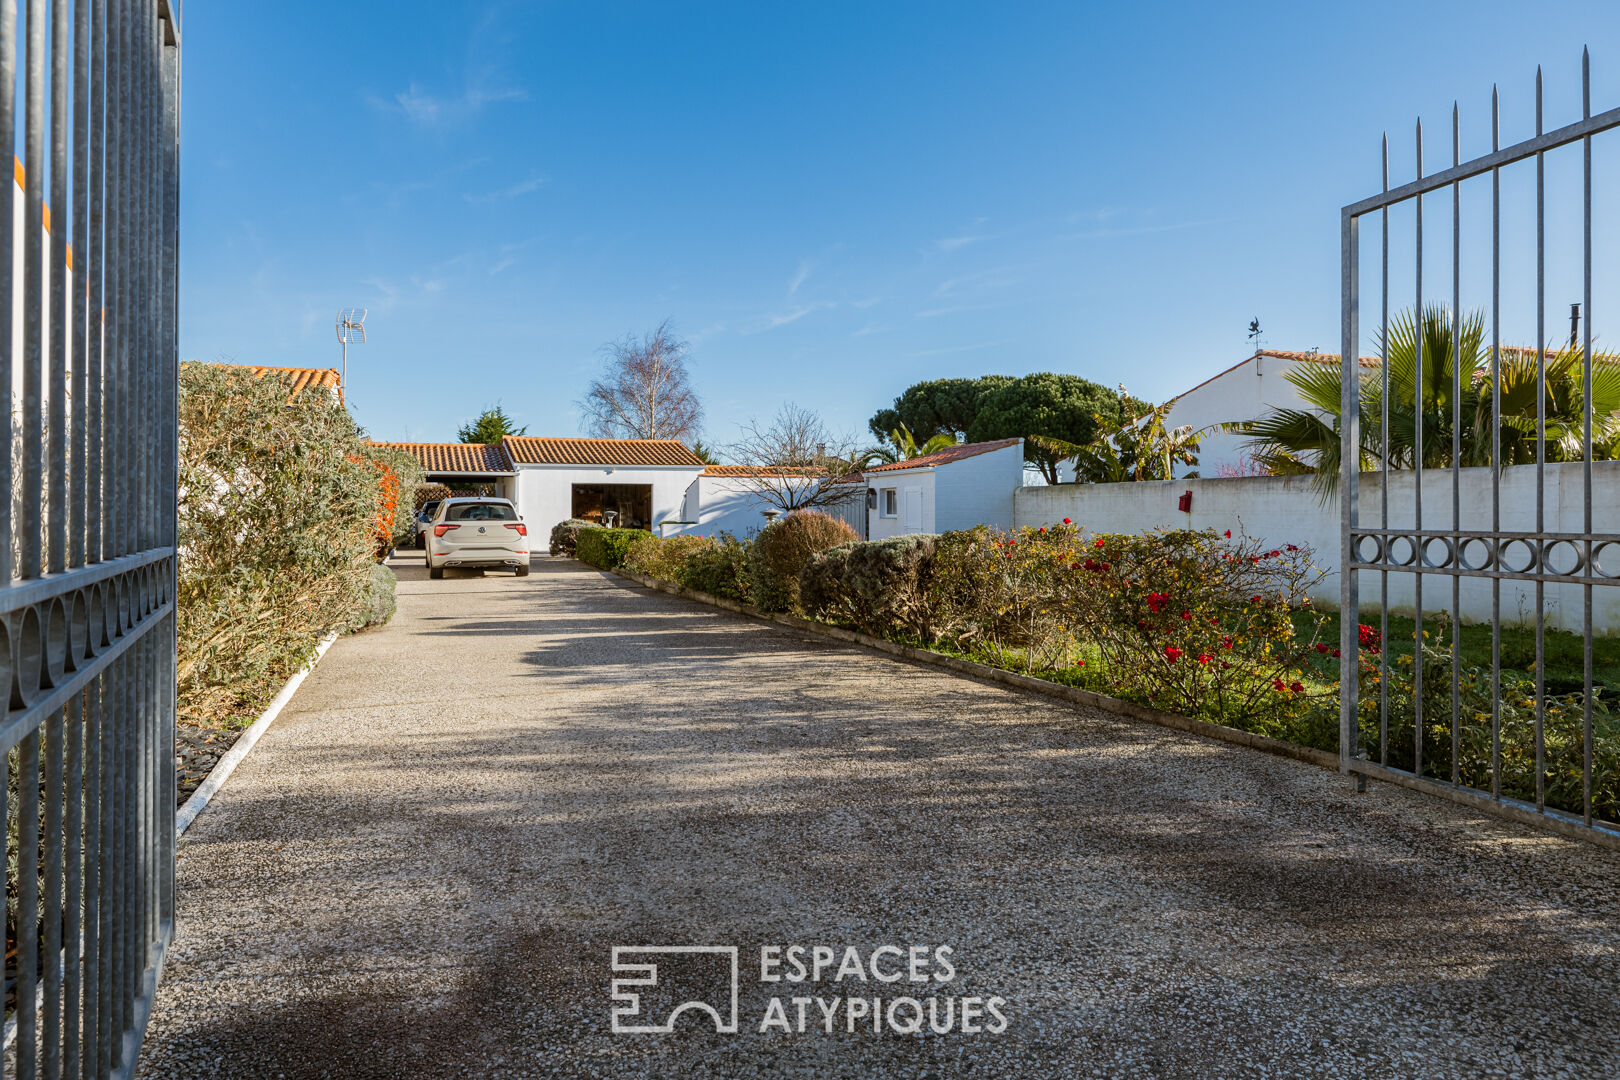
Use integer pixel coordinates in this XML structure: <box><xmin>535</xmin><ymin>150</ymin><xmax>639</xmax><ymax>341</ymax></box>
<box><xmin>902</xmin><ymin>487</ymin><xmax>923</xmax><ymax>534</ymax></box>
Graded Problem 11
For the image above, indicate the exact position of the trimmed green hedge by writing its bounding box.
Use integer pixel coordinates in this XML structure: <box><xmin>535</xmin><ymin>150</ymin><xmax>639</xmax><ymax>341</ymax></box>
<box><xmin>575</xmin><ymin>527</ymin><xmax>652</xmax><ymax>570</ymax></box>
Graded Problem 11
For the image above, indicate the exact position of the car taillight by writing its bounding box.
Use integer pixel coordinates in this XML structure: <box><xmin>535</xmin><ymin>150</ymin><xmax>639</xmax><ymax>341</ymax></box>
<box><xmin>504</xmin><ymin>522</ymin><xmax>527</xmax><ymax>535</ymax></box>
<box><xmin>433</xmin><ymin>523</ymin><xmax>460</xmax><ymax>537</ymax></box>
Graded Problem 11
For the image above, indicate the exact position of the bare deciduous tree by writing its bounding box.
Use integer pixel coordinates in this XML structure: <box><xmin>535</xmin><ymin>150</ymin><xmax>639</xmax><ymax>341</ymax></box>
<box><xmin>725</xmin><ymin>402</ymin><xmax>866</xmax><ymax>513</ymax></box>
<box><xmin>580</xmin><ymin>320</ymin><xmax>704</xmax><ymax>443</ymax></box>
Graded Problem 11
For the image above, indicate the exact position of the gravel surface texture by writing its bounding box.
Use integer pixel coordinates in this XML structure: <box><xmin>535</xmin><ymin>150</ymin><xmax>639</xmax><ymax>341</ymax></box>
<box><xmin>137</xmin><ymin>555</ymin><xmax>1620</xmax><ymax>1079</ymax></box>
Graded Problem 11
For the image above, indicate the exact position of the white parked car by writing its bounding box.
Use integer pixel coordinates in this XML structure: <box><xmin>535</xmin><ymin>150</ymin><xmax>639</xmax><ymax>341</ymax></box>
<box><xmin>425</xmin><ymin>497</ymin><xmax>531</xmax><ymax>579</ymax></box>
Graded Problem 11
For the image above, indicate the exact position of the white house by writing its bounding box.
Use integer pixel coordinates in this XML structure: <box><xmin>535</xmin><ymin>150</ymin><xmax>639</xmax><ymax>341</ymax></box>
<box><xmin>374</xmin><ymin>436</ymin><xmax>707</xmax><ymax>532</ymax></box>
<box><xmin>1162</xmin><ymin>348</ymin><xmax>1379</xmax><ymax>477</ymax></box>
<box><xmin>676</xmin><ymin>466</ymin><xmax>824</xmax><ymax>539</ymax></box>
<box><xmin>864</xmin><ymin>438</ymin><xmax>1024</xmax><ymax>539</ymax></box>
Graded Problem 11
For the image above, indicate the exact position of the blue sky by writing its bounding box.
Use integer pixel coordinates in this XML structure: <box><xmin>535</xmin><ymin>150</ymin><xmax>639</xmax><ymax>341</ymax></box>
<box><xmin>179</xmin><ymin>1</ymin><xmax>1620</xmax><ymax>446</ymax></box>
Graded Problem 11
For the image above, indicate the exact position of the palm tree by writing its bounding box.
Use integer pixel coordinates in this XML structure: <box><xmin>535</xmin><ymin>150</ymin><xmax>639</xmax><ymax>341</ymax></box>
<box><xmin>1225</xmin><ymin>305</ymin><xmax>1620</xmax><ymax>498</ymax></box>
<box><xmin>861</xmin><ymin>422</ymin><xmax>958</xmax><ymax>466</ymax></box>
<box><xmin>1031</xmin><ymin>396</ymin><xmax>1206</xmax><ymax>482</ymax></box>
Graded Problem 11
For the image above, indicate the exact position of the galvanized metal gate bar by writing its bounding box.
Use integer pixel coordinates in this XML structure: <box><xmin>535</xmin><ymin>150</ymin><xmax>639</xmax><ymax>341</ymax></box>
<box><xmin>0</xmin><ymin>1</ymin><xmax>179</xmax><ymax>1077</ymax></box>
<box><xmin>1340</xmin><ymin>49</ymin><xmax>1620</xmax><ymax>849</ymax></box>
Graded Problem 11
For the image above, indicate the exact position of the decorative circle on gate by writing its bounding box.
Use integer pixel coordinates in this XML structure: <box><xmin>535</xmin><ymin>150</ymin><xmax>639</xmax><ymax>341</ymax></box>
<box><xmin>1544</xmin><ymin>539</ymin><xmax>1584</xmax><ymax>578</ymax></box>
<box><xmin>1500</xmin><ymin>537</ymin><xmax>1538</xmax><ymax>575</ymax></box>
<box><xmin>67</xmin><ymin>589</ymin><xmax>89</xmax><ymax>669</ymax></box>
<box><xmin>1458</xmin><ymin>536</ymin><xmax>1494</xmax><ymax>571</ymax></box>
<box><xmin>0</xmin><ymin>621</ymin><xmax>10</xmax><ymax>714</ymax></box>
<box><xmin>1422</xmin><ymin>536</ymin><xmax>1455</xmax><ymax>569</ymax></box>
<box><xmin>14</xmin><ymin>605</ymin><xmax>42</xmax><ymax>708</ymax></box>
<box><xmin>42</xmin><ymin>596</ymin><xmax>67</xmax><ymax>689</ymax></box>
<box><xmin>1387</xmin><ymin>535</ymin><xmax>1418</xmax><ymax>566</ymax></box>
<box><xmin>1594</xmin><ymin>542</ymin><xmax>1620</xmax><ymax>580</ymax></box>
<box><xmin>1354</xmin><ymin>534</ymin><xmax>1384</xmax><ymax>565</ymax></box>
<box><xmin>106</xmin><ymin>578</ymin><xmax>123</xmax><ymax>641</ymax></box>
<box><xmin>119</xmin><ymin>573</ymin><xmax>133</xmax><ymax>631</ymax></box>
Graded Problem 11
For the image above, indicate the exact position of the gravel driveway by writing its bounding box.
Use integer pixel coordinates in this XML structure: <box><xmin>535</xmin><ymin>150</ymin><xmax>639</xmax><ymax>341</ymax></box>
<box><xmin>136</xmin><ymin>555</ymin><xmax>1620</xmax><ymax>1079</ymax></box>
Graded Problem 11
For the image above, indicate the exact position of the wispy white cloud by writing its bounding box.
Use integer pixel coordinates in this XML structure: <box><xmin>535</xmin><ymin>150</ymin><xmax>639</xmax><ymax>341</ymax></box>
<box><xmin>488</xmin><ymin>256</ymin><xmax>516</xmax><ymax>276</ymax></box>
<box><xmin>932</xmin><ymin>265</ymin><xmax>1019</xmax><ymax>299</ymax></box>
<box><xmin>852</xmin><ymin>324</ymin><xmax>889</xmax><ymax>337</ymax></box>
<box><xmin>370</xmin><ymin>7</ymin><xmax>529</xmax><ymax>129</ymax></box>
<box><xmin>362</xmin><ymin>276</ymin><xmax>401</xmax><ymax>313</ymax></box>
<box><xmin>464</xmin><ymin>174</ymin><xmax>546</xmax><ymax>204</ymax></box>
<box><xmin>788</xmin><ymin>258</ymin><xmax>815</xmax><ymax>295</ymax></box>
<box><xmin>852</xmin><ymin>296</ymin><xmax>883</xmax><ymax>309</ymax></box>
<box><xmin>744</xmin><ymin>301</ymin><xmax>836</xmax><ymax>334</ymax></box>
<box><xmin>374</xmin><ymin>82</ymin><xmax>528</xmax><ymax>127</ymax></box>
<box><xmin>933</xmin><ymin>217</ymin><xmax>991</xmax><ymax>252</ymax></box>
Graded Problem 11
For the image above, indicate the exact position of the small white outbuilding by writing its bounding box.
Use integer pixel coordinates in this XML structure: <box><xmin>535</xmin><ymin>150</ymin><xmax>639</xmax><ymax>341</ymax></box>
<box><xmin>863</xmin><ymin>438</ymin><xmax>1024</xmax><ymax>539</ymax></box>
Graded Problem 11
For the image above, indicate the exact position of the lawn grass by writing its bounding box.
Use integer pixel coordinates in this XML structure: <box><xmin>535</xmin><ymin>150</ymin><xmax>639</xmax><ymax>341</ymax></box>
<box><xmin>1305</xmin><ymin>610</ymin><xmax>1620</xmax><ymax>696</ymax></box>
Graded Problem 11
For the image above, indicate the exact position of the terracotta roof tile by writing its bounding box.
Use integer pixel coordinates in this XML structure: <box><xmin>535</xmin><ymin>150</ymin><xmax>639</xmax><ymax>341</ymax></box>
<box><xmin>367</xmin><ymin>441</ymin><xmax>515</xmax><ymax>474</ymax></box>
<box><xmin>863</xmin><ymin>438</ymin><xmax>1021</xmax><ymax>474</ymax></box>
<box><xmin>192</xmin><ymin>362</ymin><xmax>344</xmax><ymax>404</ymax></box>
<box><xmin>700</xmin><ymin>464</ymin><xmax>825</xmax><ymax>477</ymax></box>
<box><xmin>502</xmin><ymin>436</ymin><xmax>704</xmax><ymax>467</ymax></box>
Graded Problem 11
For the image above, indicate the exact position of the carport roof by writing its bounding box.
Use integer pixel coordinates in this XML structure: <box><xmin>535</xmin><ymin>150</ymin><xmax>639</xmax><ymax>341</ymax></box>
<box><xmin>368</xmin><ymin>441</ymin><xmax>515</xmax><ymax>475</ymax></box>
<box><xmin>502</xmin><ymin>436</ymin><xmax>704</xmax><ymax>467</ymax></box>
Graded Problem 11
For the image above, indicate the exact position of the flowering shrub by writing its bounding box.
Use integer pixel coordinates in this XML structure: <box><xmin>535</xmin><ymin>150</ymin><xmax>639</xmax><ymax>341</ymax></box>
<box><xmin>1055</xmin><ymin>528</ymin><xmax>1332</xmax><ymax>718</ymax></box>
<box><xmin>927</xmin><ymin>525</ymin><xmax>1087</xmax><ymax>671</ymax></box>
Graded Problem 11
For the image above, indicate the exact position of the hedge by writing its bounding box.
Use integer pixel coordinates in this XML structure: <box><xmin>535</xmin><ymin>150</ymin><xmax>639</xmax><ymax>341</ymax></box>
<box><xmin>575</xmin><ymin>527</ymin><xmax>652</xmax><ymax>570</ymax></box>
<box><xmin>178</xmin><ymin>362</ymin><xmax>399</xmax><ymax>728</ymax></box>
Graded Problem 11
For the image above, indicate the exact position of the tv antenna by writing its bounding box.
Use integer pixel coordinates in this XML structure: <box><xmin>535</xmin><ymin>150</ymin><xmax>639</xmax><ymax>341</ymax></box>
<box><xmin>336</xmin><ymin>308</ymin><xmax>367</xmax><ymax>395</ymax></box>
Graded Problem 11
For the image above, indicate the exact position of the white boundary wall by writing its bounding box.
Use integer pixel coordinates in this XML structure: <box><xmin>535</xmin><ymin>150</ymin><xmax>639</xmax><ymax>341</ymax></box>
<box><xmin>1013</xmin><ymin>460</ymin><xmax>1620</xmax><ymax>634</ymax></box>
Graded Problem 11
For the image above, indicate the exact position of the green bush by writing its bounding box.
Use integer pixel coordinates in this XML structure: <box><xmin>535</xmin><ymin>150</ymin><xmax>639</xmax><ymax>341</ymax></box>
<box><xmin>799</xmin><ymin>543</ymin><xmax>856</xmax><ymax>622</ymax></box>
<box><xmin>178</xmin><ymin>362</ymin><xmax>391</xmax><ymax>728</ymax></box>
<box><xmin>346</xmin><ymin>563</ymin><xmax>398</xmax><ymax>632</ymax></box>
<box><xmin>576</xmin><ymin>527</ymin><xmax>652</xmax><ymax>570</ymax></box>
<box><xmin>747</xmin><ymin>511</ymin><xmax>860</xmax><ymax>612</ymax></box>
<box><xmin>800</xmin><ymin>535</ymin><xmax>937</xmax><ymax>638</ymax></box>
<box><xmin>678</xmin><ymin>533</ymin><xmax>753</xmax><ymax>602</ymax></box>
<box><xmin>550</xmin><ymin>517</ymin><xmax>603</xmax><ymax>556</ymax></box>
<box><xmin>624</xmin><ymin>533</ymin><xmax>713</xmax><ymax>581</ymax></box>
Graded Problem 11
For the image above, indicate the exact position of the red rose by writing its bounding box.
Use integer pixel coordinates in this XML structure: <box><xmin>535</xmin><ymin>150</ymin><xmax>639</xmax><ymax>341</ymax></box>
<box><xmin>1062</xmin><ymin>517</ymin><xmax>1072</xmax><ymax>525</ymax></box>
<box><xmin>1164</xmin><ymin>646</ymin><xmax>1182</xmax><ymax>662</ymax></box>
<box><xmin>1290</xmin><ymin>681</ymin><xmax>1305</xmax><ymax>693</ymax></box>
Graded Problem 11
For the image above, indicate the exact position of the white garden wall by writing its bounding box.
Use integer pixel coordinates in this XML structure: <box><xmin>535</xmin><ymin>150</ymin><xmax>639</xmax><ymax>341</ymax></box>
<box><xmin>1014</xmin><ymin>460</ymin><xmax>1620</xmax><ymax>634</ymax></box>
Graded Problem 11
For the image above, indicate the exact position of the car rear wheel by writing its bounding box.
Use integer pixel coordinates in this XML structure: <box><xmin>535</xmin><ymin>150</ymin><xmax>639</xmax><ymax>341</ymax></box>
<box><xmin>429</xmin><ymin>564</ymin><xmax>444</xmax><ymax>580</ymax></box>
<box><xmin>515</xmin><ymin>564</ymin><xmax>530</xmax><ymax>577</ymax></box>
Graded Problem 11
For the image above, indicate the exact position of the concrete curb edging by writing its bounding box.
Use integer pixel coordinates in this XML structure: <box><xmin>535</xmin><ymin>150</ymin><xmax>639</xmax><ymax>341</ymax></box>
<box><xmin>608</xmin><ymin>567</ymin><xmax>1340</xmax><ymax>771</ymax></box>
<box><xmin>175</xmin><ymin>631</ymin><xmax>340</xmax><ymax>839</ymax></box>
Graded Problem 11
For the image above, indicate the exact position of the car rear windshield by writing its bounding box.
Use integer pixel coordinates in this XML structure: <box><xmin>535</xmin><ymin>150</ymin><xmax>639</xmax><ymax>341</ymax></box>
<box><xmin>447</xmin><ymin>502</ymin><xmax>517</xmax><ymax>521</ymax></box>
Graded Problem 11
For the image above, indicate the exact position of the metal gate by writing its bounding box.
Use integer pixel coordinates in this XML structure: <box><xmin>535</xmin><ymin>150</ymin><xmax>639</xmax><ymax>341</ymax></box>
<box><xmin>1339</xmin><ymin>49</ymin><xmax>1620</xmax><ymax>848</ymax></box>
<box><xmin>0</xmin><ymin>1</ymin><xmax>180</xmax><ymax>1077</ymax></box>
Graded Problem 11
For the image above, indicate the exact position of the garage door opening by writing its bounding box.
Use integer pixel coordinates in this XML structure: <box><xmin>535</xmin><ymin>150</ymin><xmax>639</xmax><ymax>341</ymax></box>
<box><xmin>571</xmin><ymin>483</ymin><xmax>653</xmax><ymax>529</ymax></box>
